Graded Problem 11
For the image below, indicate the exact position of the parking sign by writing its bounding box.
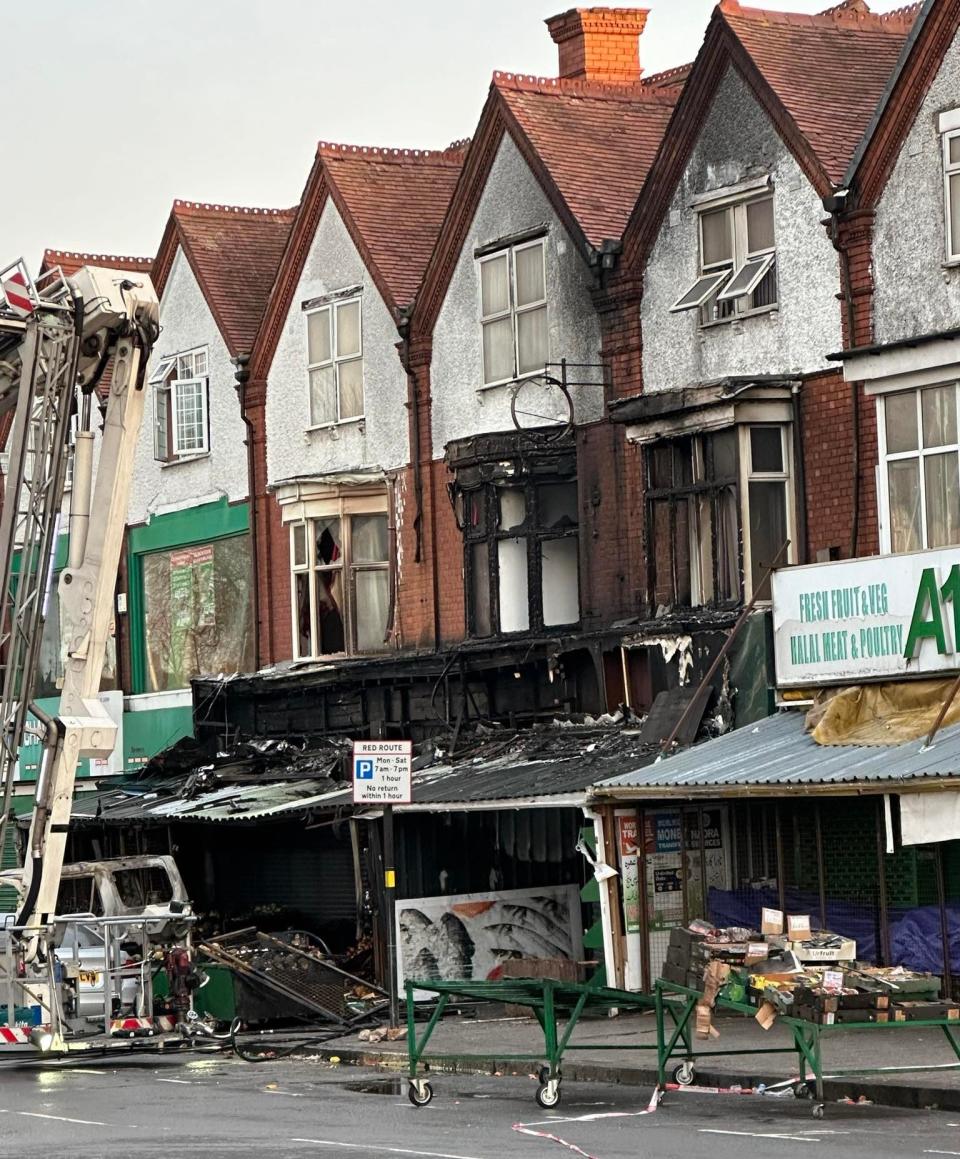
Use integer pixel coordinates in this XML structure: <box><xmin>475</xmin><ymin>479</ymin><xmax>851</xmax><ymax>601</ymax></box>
<box><xmin>352</xmin><ymin>740</ymin><xmax>413</xmax><ymax>804</ymax></box>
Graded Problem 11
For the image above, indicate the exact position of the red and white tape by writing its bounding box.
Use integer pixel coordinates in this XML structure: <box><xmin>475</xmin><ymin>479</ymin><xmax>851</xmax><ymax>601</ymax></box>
<box><xmin>511</xmin><ymin>1086</ymin><xmax>661</xmax><ymax>1157</ymax></box>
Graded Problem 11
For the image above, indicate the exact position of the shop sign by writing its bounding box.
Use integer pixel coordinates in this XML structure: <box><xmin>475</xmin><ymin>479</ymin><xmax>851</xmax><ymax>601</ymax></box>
<box><xmin>772</xmin><ymin>547</ymin><xmax>960</xmax><ymax>688</ymax></box>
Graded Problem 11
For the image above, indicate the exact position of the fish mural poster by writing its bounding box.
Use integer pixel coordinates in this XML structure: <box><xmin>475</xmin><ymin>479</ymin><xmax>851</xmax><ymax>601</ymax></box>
<box><xmin>397</xmin><ymin>884</ymin><xmax>583</xmax><ymax>988</ymax></box>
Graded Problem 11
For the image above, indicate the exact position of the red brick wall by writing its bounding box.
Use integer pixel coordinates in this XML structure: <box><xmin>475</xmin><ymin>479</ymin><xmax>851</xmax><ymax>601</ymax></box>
<box><xmin>836</xmin><ymin>209</ymin><xmax>875</xmax><ymax>350</ymax></box>
<box><xmin>800</xmin><ymin>368</ymin><xmax>879</xmax><ymax>564</ymax></box>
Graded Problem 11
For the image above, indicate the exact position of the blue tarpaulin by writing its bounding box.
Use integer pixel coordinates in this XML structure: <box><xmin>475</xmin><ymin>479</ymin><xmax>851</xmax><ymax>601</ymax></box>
<box><xmin>708</xmin><ymin>886</ymin><xmax>960</xmax><ymax>974</ymax></box>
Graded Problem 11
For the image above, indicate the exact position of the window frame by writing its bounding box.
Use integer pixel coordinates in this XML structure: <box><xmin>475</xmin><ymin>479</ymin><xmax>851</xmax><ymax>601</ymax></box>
<box><xmin>305</xmin><ymin>295</ymin><xmax>364</xmax><ymax>429</ymax></box>
<box><xmin>460</xmin><ymin>477</ymin><xmax>579</xmax><ymax>638</ymax></box>
<box><xmin>150</xmin><ymin>346</ymin><xmax>210</xmax><ymax>464</ymax></box>
<box><xmin>877</xmin><ymin>383</ymin><xmax>960</xmax><ymax>554</ymax></box>
<box><xmin>478</xmin><ymin>237</ymin><xmax>548</xmax><ymax>388</ymax></box>
<box><xmin>670</xmin><ymin>193</ymin><xmax>778</xmax><ymax>321</ymax></box>
<box><xmin>289</xmin><ymin>498</ymin><xmax>390</xmax><ymax>659</ymax></box>
<box><xmin>645</xmin><ymin>422</ymin><xmax>795</xmax><ymax>610</ymax></box>
<box><xmin>739</xmin><ymin>424</ymin><xmax>794</xmax><ymax>600</ymax></box>
<box><xmin>944</xmin><ymin>127</ymin><xmax>960</xmax><ymax>262</ymax></box>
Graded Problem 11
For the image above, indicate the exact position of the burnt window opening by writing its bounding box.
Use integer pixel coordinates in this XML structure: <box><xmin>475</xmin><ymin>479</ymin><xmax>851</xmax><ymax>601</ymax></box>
<box><xmin>646</xmin><ymin>424</ymin><xmax>793</xmax><ymax>611</ymax></box>
<box><xmin>456</xmin><ymin>477</ymin><xmax>580</xmax><ymax>638</ymax></box>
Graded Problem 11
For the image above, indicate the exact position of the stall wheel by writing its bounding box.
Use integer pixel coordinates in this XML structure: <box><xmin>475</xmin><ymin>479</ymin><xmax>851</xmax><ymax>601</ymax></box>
<box><xmin>793</xmin><ymin>1081</ymin><xmax>813</xmax><ymax>1100</ymax></box>
<box><xmin>673</xmin><ymin>1061</ymin><xmax>696</xmax><ymax>1087</ymax></box>
<box><xmin>537</xmin><ymin>1066</ymin><xmax>551</xmax><ymax>1086</ymax></box>
<box><xmin>408</xmin><ymin>1080</ymin><xmax>434</xmax><ymax>1108</ymax></box>
<box><xmin>536</xmin><ymin>1079</ymin><xmax>562</xmax><ymax>1109</ymax></box>
<box><xmin>812</xmin><ymin>1103</ymin><xmax>825</xmax><ymax>1120</ymax></box>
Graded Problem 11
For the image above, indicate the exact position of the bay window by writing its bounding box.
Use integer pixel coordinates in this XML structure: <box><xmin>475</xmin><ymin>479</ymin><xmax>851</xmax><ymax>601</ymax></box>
<box><xmin>461</xmin><ymin>478</ymin><xmax>579</xmax><ymax>637</ymax></box>
<box><xmin>291</xmin><ymin>506</ymin><xmax>390</xmax><ymax>658</ymax></box>
<box><xmin>880</xmin><ymin>383</ymin><xmax>960</xmax><ymax>553</ymax></box>
<box><xmin>646</xmin><ymin>423</ymin><xmax>793</xmax><ymax>608</ymax></box>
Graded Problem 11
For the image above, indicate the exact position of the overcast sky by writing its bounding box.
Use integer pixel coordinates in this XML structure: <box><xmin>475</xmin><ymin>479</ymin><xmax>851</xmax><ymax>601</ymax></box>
<box><xmin>6</xmin><ymin>0</ymin><xmax>909</xmax><ymax>268</ymax></box>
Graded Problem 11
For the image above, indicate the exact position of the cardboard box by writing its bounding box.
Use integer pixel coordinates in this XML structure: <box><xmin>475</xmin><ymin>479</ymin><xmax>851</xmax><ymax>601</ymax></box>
<box><xmin>761</xmin><ymin>908</ymin><xmax>784</xmax><ymax>936</ymax></box>
<box><xmin>791</xmin><ymin>939</ymin><xmax>857</xmax><ymax>963</ymax></box>
<box><xmin>787</xmin><ymin>914</ymin><xmax>812</xmax><ymax>941</ymax></box>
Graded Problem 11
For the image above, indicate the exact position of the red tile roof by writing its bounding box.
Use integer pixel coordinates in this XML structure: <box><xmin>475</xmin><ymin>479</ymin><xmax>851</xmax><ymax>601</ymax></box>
<box><xmin>721</xmin><ymin>0</ymin><xmax>922</xmax><ymax>184</ymax></box>
<box><xmin>155</xmin><ymin>202</ymin><xmax>296</xmax><ymax>357</ymax></box>
<box><xmin>318</xmin><ymin>143</ymin><xmax>467</xmax><ymax>310</ymax></box>
<box><xmin>40</xmin><ymin>250</ymin><xmax>153</xmax><ymax>277</ymax></box>
<box><xmin>494</xmin><ymin>73</ymin><xmax>681</xmax><ymax>245</ymax></box>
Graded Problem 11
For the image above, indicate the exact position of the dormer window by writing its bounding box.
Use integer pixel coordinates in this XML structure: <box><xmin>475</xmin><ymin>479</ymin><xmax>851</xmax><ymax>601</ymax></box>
<box><xmin>671</xmin><ymin>193</ymin><xmax>777</xmax><ymax>322</ymax></box>
<box><xmin>149</xmin><ymin>346</ymin><xmax>209</xmax><ymax>463</ymax></box>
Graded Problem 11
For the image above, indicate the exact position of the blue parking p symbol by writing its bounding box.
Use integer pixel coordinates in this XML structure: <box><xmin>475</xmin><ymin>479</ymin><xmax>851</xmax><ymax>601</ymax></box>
<box><xmin>356</xmin><ymin>758</ymin><xmax>375</xmax><ymax>780</ymax></box>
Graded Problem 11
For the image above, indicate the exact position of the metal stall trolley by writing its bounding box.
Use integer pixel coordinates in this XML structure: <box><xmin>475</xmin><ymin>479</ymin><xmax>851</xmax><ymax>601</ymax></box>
<box><xmin>655</xmin><ymin>978</ymin><xmax>960</xmax><ymax>1119</ymax></box>
<box><xmin>406</xmin><ymin>971</ymin><xmax>655</xmax><ymax>1108</ymax></box>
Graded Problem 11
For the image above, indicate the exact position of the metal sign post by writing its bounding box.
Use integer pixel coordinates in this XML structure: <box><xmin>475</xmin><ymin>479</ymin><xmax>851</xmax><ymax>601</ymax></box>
<box><xmin>352</xmin><ymin>740</ymin><xmax>412</xmax><ymax>1028</ymax></box>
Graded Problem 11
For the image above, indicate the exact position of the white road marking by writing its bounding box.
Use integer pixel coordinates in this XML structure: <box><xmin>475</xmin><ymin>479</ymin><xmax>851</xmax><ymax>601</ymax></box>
<box><xmin>700</xmin><ymin>1128</ymin><xmax>820</xmax><ymax>1143</ymax></box>
<box><xmin>156</xmin><ymin>1077</ymin><xmax>194</xmax><ymax>1084</ymax></box>
<box><xmin>16</xmin><ymin>1112</ymin><xmax>109</xmax><ymax>1126</ymax></box>
<box><xmin>924</xmin><ymin>1151</ymin><xmax>960</xmax><ymax>1156</ymax></box>
<box><xmin>292</xmin><ymin>1140</ymin><xmax>487</xmax><ymax>1159</ymax></box>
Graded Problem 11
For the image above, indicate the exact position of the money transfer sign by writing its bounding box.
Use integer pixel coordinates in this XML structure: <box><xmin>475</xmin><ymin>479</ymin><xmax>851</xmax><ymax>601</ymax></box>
<box><xmin>772</xmin><ymin>547</ymin><xmax>960</xmax><ymax>688</ymax></box>
<box><xmin>352</xmin><ymin>739</ymin><xmax>412</xmax><ymax>804</ymax></box>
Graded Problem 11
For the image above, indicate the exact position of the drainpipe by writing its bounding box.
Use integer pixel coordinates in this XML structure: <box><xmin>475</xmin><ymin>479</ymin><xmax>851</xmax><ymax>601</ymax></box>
<box><xmin>790</xmin><ymin>381</ymin><xmax>808</xmax><ymax>563</ymax></box>
<box><xmin>233</xmin><ymin>354</ymin><xmax>261</xmax><ymax>668</ymax></box>
<box><xmin>824</xmin><ymin>191</ymin><xmax>862</xmax><ymax>559</ymax></box>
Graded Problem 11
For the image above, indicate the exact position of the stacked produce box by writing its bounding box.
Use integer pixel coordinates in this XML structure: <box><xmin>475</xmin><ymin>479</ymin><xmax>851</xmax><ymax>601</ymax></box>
<box><xmin>661</xmin><ymin>912</ymin><xmax>957</xmax><ymax>1032</ymax></box>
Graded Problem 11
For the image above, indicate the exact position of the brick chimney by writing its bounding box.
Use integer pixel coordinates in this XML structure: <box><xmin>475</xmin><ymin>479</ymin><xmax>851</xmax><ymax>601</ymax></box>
<box><xmin>546</xmin><ymin>7</ymin><xmax>649</xmax><ymax>84</ymax></box>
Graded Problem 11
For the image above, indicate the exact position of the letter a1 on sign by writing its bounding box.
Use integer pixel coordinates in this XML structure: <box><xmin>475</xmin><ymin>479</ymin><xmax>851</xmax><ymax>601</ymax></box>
<box><xmin>352</xmin><ymin>740</ymin><xmax>413</xmax><ymax>804</ymax></box>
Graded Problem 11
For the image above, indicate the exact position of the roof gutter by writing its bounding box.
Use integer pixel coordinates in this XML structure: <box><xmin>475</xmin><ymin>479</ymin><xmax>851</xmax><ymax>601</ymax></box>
<box><xmin>588</xmin><ymin>776</ymin><xmax>960</xmax><ymax>802</ymax></box>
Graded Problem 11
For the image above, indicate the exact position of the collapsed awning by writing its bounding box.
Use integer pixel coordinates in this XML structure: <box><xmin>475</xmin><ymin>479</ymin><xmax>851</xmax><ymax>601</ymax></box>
<box><xmin>591</xmin><ymin>709</ymin><xmax>960</xmax><ymax>799</ymax></box>
<box><xmin>70</xmin><ymin>778</ymin><xmax>346</xmax><ymax>825</ymax></box>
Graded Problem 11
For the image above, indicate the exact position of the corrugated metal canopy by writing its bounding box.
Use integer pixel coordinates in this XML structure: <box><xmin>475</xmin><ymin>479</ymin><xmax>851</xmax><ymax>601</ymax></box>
<box><xmin>71</xmin><ymin>778</ymin><xmax>346</xmax><ymax>825</ymax></box>
<box><xmin>592</xmin><ymin>710</ymin><xmax>960</xmax><ymax>798</ymax></box>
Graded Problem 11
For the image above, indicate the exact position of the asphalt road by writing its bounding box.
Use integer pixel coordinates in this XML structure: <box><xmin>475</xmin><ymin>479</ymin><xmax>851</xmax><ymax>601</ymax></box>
<box><xmin>2</xmin><ymin>1053</ymin><xmax>960</xmax><ymax>1159</ymax></box>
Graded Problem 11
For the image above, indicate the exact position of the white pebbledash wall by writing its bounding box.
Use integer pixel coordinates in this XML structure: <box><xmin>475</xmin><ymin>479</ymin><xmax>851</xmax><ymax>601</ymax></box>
<box><xmin>641</xmin><ymin>65</ymin><xmax>842</xmax><ymax>391</ymax></box>
<box><xmin>265</xmin><ymin>198</ymin><xmax>409</xmax><ymax>488</ymax></box>
<box><xmin>129</xmin><ymin>246</ymin><xmax>248</xmax><ymax>526</ymax></box>
<box><xmin>430</xmin><ymin>131</ymin><xmax>603</xmax><ymax>456</ymax></box>
<box><xmin>872</xmin><ymin>24</ymin><xmax>960</xmax><ymax>346</ymax></box>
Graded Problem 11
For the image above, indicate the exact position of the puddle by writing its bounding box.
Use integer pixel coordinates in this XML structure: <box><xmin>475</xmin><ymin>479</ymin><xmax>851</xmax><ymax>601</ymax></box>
<box><xmin>344</xmin><ymin>1078</ymin><xmax>404</xmax><ymax>1095</ymax></box>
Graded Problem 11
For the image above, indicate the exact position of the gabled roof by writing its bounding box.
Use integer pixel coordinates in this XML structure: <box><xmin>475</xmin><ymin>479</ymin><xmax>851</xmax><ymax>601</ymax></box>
<box><xmin>153</xmin><ymin>202</ymin><xmax>297</xmax><ymax>358</ymax></box>
<box><xmin>321</xmin><ymin>144</ymin><xmax>467</xmax><ymax>310</ymax></box>
<box><xmin>722</xmin><ymin>0</ymin><xmax>920</xmax><ymax>185</ymax></box>
<box><xmin>495</xmin><ymin>73</ymin><xmax>680</xmax><ymax>244</ymax></box>
<box><xmin>251</xmin><ymin>143</ymin><xmax>465</xmax><ymax>380</ymax></box>
<box><xmin>844</xmin><ymin>0</ymin><xmax>959</xmax><ymax>207</ymax></box>
<box><xmin>623</xmin><ymin>0</ymin><xmax>920</xmax><ymax>266</ymax></box>
<box><xmin>40</xmin><ymin>250</ymin><xmax>153</xmax><ymax>277</ymax></box>
<box><xmin>412</xmin><ymin>69</ymin><xmax>685</xmax><ymax>338</ymax></box>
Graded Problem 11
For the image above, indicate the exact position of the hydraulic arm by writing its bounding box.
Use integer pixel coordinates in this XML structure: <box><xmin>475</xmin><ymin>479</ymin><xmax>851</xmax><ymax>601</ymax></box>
<box><xmin>0</xmin><ymin>260</ymin><xmax>159</xmax><ymax>945</ymax></box>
